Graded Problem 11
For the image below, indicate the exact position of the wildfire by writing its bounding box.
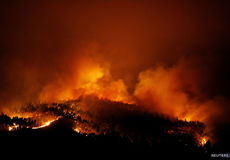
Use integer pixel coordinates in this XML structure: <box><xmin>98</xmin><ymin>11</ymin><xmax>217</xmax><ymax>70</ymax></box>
<box><xmin>73</xmin><ymin>125</ymin><xmax>97</xmax><ymax>135</ymax></box>
<box><xmin>8</xmin><ymin>123</ymin><xmax>19</xmax><ymax>131</ymax></box>
<box><xmin>201</xmin><ymin>137</ymin><xmax>207</xmax><ymax>146</ymax></box>
<box><xmin>32</xmin><ymin>118</ymin><xmax>59</xmax><ymax>129</ymax></box>
<box><xmin>8</xmin><ymin>118</ymin><xmax>59</xmax><ymax>131</ymax></box>
<box><xmin>73</xmin><ymin>128</ymin><xmax>80</xmax><ymax>133</ymax></box>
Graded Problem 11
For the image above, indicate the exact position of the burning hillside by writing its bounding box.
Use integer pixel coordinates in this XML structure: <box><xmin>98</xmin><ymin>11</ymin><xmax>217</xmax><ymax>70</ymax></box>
<box><xmin>0</xmin><ymin>96</ymin><xmax>212</xmax><ymax>159</ymax></box>
<box><xmin>1</xmin><ymin>96</ymin><xmax>209</xmax><ymax>146</ymax></box>
<box><xmin>0</xmin><ymin>1</ymin><xmax>230</xmax><ymax>158</ymax></box>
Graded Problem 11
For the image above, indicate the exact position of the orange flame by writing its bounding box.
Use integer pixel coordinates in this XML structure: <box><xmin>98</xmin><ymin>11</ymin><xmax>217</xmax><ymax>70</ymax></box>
<box><xmin>39</xmin><ymin>59</ymin><xmax>133</xmax><ymax>104</ymax></box>
<box><xmin>32</xmin><ymin>118</ymin><xmax>59</xmax><ymax>129</ymax></box>
<box><xmin>201</xmin><ymin>137</ymin><xmax>207</xmax><ymax>146</ymax></box>
<box><xmin>8</xmin><ymin>123</ymin><xmax>19</xmax><ymax>131</ymax></box>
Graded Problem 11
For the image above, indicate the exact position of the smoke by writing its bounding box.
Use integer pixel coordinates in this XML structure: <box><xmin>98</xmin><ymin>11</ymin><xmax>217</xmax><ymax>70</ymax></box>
<box><xmin>134</xmin><ymin>54</ymin><xmax>230</xmax><ymax>124</ymax></box>
<box><xmin>0</xmin><ymin>0</ymin><xmax>230</xmax><ymax>141</ymax></box>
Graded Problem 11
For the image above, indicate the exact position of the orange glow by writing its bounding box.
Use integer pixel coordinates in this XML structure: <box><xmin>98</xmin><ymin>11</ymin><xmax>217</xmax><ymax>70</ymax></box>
<box><xmin>39</xmin><ymin>58</ymin><xmax>133</xmax><ymax>104</ymax></box>
<box><xmin>0</xmin><ymin>1</ymin><xmax>229</xmax><ymax>149</ymax></box>
<box><xmin>35</xmin><ymin>56</ymin><xmax>223</xmax><ymax>132</ymax></box>
<box><xmin>201</xmin><ymin>137</ymin><xmax>207</xmax><ymax>146</ymax></box>
<box><xmin>4</xmin><ymin>54</ymin><xmax>225</xmax><ymax>142</ymax></box>
<box><xmin>8</xmin><ymin>123</ymin><xmax>19</xmax><ymax>131</ymax></box>
<box><xmin>32</xmin><ymin>118</ymin><xmax>59</xmax><ymax>129</ymax></box>
<box><xmin>73</xmin><ymin>128</ymin><xmax>80</xmax><ymax>133</ymax></box>
<box><xmin>5</xmin><ymin>111</ymin><xmax>60</xmax><ymax>131</ymax></box>
<box><xmin>6</xmin><ymin>112</ymin><xmax>33</xmax><ymax>119</ymax></box>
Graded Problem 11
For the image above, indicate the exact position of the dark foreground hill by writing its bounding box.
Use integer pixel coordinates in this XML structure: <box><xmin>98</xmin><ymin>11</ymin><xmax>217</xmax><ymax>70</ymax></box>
<box><xmin>1</xmin><ymin>97</ymin><xmax>226</xmax><ymax>159</ymax></box>
<box><xmin>0</xmin><ymin>116</ymin><xmax>212</xmax><ymax>159</ymax></box>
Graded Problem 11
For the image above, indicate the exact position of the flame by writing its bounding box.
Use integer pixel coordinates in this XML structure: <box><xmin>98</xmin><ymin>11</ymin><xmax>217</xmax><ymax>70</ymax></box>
<box><xmin>7</xmin><ymin>112</ymin><xmax>33</xmax><ymax>119</ymax></box>
<box><xmin>73</xmin><ymin>128</ymin><xmax>80</xmax><ymax>133</ymax></box>
<box><xmin>8</xmin><ymin>118</ymin><xmax>59</xmax><ymax>131</ymax></box>
<box><xmin>0</xmin><ymin>3</ymin><xmax>228</xmax><ymax>148</ymax></box>
<box><xmin>201</xmin><ymin>137</ymin><xmax>207</xmax><ymax>145</ymax></box>
<box><xmin>39</xmin><ymin>59</ymin><xmax>133</xmax><ymax>104</ymax></box>
<box><xmin>32</xmin><ymin>118</ymin><xmax>59</xmax><ymax>129</ymax></box>
<box><xmin>37</xmin><ymin>59</ymin><xmax>220</xmax><ymax>130</ymax></box>
<box><xmin>200</xmin><ymin>137</ymin><xmax>208</xmax><ymax>146</ymax></box>
<box><xmin>73</xmin><ymin>124</ymin><xmax>98</xmax><ymax>135</ymax></box>
<box><xmin>5</xmin><ymin>57</ymin><xmax>224</xmax><ymax>142</ymax></box>
<box><xmin>5</xmin><ymin>110</ymin><xmax>60</xmax><ymax>131</ymax></box>
<box><xmin>8</xmin><ymin>123</ymin><xmax>19</xmax><ymax>131</ymax></box>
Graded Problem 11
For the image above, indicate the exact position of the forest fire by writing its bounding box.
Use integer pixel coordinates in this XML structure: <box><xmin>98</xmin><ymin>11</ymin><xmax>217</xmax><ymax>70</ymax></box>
<box><xmin>1</xmin><ymin>97</ymin><xmax>210</xmax><ymax>145</ymax></box>
<box><xmin>0</xmin><ymin>1</ymin><xmax>230</xmax><ymax>158</ymax></box>
<box><xmin>31</xmin><ymin>118</ymin><xmax>59</xmax><ymax>130</ymax></box>
<box><xmin>0</xmin><ymin>95</ymin><xmax>221</xmax><ymax>159</ymax></box>
<box><xmin>7</xmin><ymin>117</ymin><xmax>59</xmax><ymax>131</ymax></box>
